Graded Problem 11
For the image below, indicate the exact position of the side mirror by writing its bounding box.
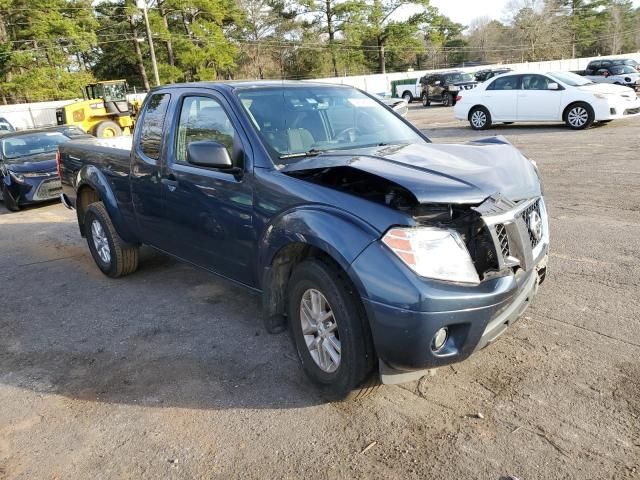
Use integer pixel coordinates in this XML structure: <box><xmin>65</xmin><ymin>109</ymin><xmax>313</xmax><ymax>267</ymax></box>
<box><xmin>548</xmin><ymin>82</ymin><xmax>560</xmax><ymax>90</ymax></box>
<box><xmin>434</xmin><ymin>80</ymin><xmax>441</xmax><ymax>86</ymax></box>
<box><xmin>187</xmin><ymin>140</ymin><xmax>233</xmax><ymax>169</ymax></box>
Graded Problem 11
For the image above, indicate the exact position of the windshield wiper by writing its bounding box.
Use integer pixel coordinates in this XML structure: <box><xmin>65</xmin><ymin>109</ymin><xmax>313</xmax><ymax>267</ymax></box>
<box><xmin>279</xmin><ymin>148</ymin><xmax>325</xmax><ymax>159</ymax></box>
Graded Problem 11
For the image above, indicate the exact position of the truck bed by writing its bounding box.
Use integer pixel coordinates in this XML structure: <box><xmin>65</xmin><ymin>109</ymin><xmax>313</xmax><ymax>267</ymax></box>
<box><xmin>58</xmin><ymin>135</ymin><xmax>134</xmax><ymax>216</ymax></box>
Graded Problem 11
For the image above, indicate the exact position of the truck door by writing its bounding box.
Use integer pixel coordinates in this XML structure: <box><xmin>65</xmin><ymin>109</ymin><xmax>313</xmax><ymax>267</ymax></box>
<box><xmin>159</xmin><ymin>92</ymin><xmax>255</xmax><ymax>286</ymax></box>
<box><xmin>130</xmin><ymin>92</ymin><xmax>174</xmax><ymax>250</ymax></box>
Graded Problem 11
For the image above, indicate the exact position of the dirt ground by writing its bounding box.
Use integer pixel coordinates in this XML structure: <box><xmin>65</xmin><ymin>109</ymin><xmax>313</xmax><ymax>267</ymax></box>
<box><xmin>1</xmin><ymin>105</ymin><xmax>639</xmax><ymax>480</ymax></box>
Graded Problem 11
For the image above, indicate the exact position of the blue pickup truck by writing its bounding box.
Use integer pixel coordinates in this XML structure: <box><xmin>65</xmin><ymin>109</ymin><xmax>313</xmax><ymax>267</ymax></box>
<box><xmin>58</xmin><ymin>81</ymin><xmax>549</xmax><ymax>400</ymax></box>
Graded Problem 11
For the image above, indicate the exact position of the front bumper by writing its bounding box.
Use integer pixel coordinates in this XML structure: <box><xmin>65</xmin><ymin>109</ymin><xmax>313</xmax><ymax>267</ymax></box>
<box><xmin>348</xmin><ymin>197</ymin><xmax>549</xmax><ymax>383</ymax></box>
<box><xmin>597</xmin><ymin>95</ymin><xmax>640</xmax><ymax>120</ymax></box>
<box><xmin>4</xmin><ymin>173</ymin><xmax>62</xmax><ymax>205</ymax></box>
<box><xmin>361</xmin><ymin>254</ymin><xmax>546</xmax><ymax>377</ymax></box>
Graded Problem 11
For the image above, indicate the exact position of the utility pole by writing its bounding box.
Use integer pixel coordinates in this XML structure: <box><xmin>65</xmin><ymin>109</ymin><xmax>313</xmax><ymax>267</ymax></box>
<box><xmin>137</xmin><ymin>0</ymin><xmax>160</xmax><ymax>87</ymax></box>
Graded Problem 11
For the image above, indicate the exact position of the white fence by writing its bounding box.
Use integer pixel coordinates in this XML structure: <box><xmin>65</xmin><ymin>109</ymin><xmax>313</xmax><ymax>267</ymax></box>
<box><xmin>307</xmin><ymin>52</ymin><xmax>640</xmax><ymax>95</ymax></box>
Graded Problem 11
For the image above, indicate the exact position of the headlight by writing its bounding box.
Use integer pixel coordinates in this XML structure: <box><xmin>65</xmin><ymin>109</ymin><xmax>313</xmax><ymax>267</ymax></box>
<box><xmin>9</xmin><ymin>171</ymin><xmax>25</xmax><ymax>183</ymax></box>
<box><xmin>382</xmin><ymin>227</ymin><xmax>480</xmax><ymax>284</ymax></box>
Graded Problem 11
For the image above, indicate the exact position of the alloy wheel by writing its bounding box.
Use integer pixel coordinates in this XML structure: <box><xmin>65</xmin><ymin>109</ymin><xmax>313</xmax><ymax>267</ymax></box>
<box><xmin>300</xmin><ymin>288</ymin><xmax>341</xmax><ymax>373</ymax></box>
<box><xmin>91</xmin><ymin>219</ymin><xmax>111</xmax><ymax>264</ymax></box>
<box><xmin>471</xmin><ymin>110</ymin><xmax>487</xmax><ymax>128</ymax></box>
<box><xmin>568</xmin><ymin>107</ymin><xmax>588</xmax><ymax>127</ymax></box>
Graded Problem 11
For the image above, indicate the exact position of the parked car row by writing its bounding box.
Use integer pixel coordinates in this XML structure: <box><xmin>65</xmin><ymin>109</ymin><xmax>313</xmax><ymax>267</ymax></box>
<box><xmin>454</xmin><ymin>71</ymin><xmax>640</xmax><ymax>130</ymax></box>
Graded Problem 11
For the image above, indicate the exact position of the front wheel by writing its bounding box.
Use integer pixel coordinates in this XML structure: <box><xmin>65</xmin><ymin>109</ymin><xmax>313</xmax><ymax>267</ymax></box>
<box><xmin>469</xmin><ymin>106</ymin><xmax>492</xmax><ymax>130</ymax></box>
<box><xmin>422</xmin><ymin>93</ymin><xmax>430</xmax><ymax>107</ymax></box>
<box><xmin>1</xmin><ymin>184</ymin><xmax>19</xmax><ymax>211</ymax></box>
<box><xmin>84</xmin><ymin>202</ymin><xmax>139</xmax><ymax>278</ymax></box>
<box><xmin>287</xmin><ymin>259</ymin><xmax>379</xmax><ymax>401</ymax></box>
<box><xmin>565</xmin><ymin>103</ymin><xmax>594</xmax><ymax>130</ymax></box>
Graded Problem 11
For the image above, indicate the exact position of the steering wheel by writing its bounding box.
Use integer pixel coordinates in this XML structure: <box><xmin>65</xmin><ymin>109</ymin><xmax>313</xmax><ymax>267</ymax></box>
<box><xmin>334</xmin><ymin>127</ymin><xmax>359</xmax><ymax>143</ymax></box>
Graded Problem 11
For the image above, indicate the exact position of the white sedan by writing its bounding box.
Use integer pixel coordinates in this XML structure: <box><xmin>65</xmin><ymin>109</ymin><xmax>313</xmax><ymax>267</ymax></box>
<box><xmin>454</xmin><ymin>71</ymin><xmax>640</xmax><ymax>130</ymax></box>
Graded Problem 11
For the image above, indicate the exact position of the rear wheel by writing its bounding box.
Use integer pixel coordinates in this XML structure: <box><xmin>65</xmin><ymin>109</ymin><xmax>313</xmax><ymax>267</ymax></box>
<box><xmin>564</xmin><ymin>102</ymin><xmax>594</xmax><ymax>130</ymax></box>
<box><xmin>1</xmin><ymin>184</ymin><xmax>19</xmax><ymax>211</ymax></box>
<box><xmin>469</xmin><ymin>106</ymin><xmax>492</xmax><ymax>130</ymax></box>
<box><xmin>95</xmin><ymin>120</ymin><xmax>122</xmax><ymax>138</ymax></box>
<box><xmin>288</xmin><ymin>259</ymin><xmax>379</xmax><ymax>401</ymax></box>
<box><xmin>442</xmin><ymin>92</ymin><xmax>452</xmax><ymax>107</ymax></box>
<box><xmin>401</xmin><ymin>91</ymin><xmax>413</xmax><ymax>103</ymax></box>
<box><xmin>84</xmin><ymin>202</ymin><xmax>139</xmax><ymax>278</ymax></box>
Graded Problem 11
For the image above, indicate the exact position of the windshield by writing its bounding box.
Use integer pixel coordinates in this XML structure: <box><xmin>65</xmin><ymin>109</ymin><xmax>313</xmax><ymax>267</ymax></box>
<box><xmin>1</xmin><ymin>132</ymin><xmax>69</xmax><ymax>163</ymax></box>
<box><xmin>445</xmin><ymin>72</ymin><xmax>474</xmax><ymax>83</ymax></box>
<box><xmin>236</xmin><ymin>86</ymin><xmax>426</xmax><ymax>165</ymax></box>
<box><xmin>549</xmin><ymin>71</ymin><xmax>593</xmax><ymax>87</ymax></box>
<box><xmin>610</xmin><ymin>65</ymin><xmax>637</xmax><ymax>75</ymax></box>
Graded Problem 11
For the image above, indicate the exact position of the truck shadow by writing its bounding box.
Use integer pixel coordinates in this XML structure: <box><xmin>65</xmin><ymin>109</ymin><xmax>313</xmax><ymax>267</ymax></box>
<box><xmin>0</xmin><ymin>219</ymin><xmax>328</xmax><ymax>410</ymax></box>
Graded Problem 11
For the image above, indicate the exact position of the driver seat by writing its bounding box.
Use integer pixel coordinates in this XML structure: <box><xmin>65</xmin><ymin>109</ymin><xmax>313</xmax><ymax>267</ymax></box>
<box><xmin>287</xmin><ymin>128</ymin><xmax>315</xmax><ymax>152</ymax></box>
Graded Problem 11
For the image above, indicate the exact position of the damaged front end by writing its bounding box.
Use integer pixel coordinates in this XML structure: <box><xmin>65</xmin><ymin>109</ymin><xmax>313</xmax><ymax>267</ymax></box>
<box><xmin>285</xmin><ymin>165</ymin><xmax>511</xmax><ymax>283</ymax></box>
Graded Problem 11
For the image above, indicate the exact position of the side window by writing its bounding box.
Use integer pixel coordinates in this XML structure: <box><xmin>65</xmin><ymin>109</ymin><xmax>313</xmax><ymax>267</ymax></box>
<box><xmin>139</xmin><ymin>93</ymin><xmax>170</xmax><ymax>160</ymax></box>
<box><xmin>487</xmin><ymin>76</ymin><xmax>519</xmax><ymax>90</ymax></box>
<box><xmin>521</xmin><ymin>74</ymin><xmax>551</xmax><ymax>90</ymax></box>
<box><xmin>175</xmin><ymin>96</ymin><xmax>236</xmax><ymax>165</ymax></box>
<box><xmin>595</xmin><ymin>69</ymin><xmax>609</xmax><ymax>76</ymax></box>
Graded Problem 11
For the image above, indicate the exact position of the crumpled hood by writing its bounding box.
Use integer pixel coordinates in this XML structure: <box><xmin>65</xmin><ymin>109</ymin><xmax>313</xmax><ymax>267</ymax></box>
<box><xmin>282</xmin><ymin>137</ymin><xmax>541</xmax><ymax>204</ymax></box>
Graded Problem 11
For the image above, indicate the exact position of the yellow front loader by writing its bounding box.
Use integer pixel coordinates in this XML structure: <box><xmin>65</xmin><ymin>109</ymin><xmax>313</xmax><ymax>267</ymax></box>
<box><xmin>56</xmin><ymin>80</ymin><xmax>137</xmax><ymax>138</ymax></box>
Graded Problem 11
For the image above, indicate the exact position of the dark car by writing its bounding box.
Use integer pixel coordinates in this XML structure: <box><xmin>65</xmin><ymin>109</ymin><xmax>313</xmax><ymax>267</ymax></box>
<box><xmin>475</xmin><ymin>68</ymin><xmax>512</xmax><ymax>83</ymax></box>
<box><xmin>0</xmin><ymin>126</ymin><xmax>89</xmax><ymax>211</ymax></box>
<box><xmin>420</xmin><ymin>71</ymin><xmax>478</xmax><ymax>107</ymax></box>
<box><xmin>58</xmin><ymin>81</ymin><xmax>548</xmax><ymax>400</ymax></box>
<box><xmin>586</xmin><ymin>58</ymin><xmax>640</xmax><ymax>74</ymax></box>
<box><xmin>0</xmin><ymin>117</ymin><xmax>15</xmax><ymax>134</ymax></box>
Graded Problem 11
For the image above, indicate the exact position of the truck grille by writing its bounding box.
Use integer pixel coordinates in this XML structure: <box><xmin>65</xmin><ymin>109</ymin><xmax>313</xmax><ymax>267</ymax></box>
<box><xmin>520</xmin><ymin>199</ymin><xmax>542</xmax><ymax>248</ymax></box>
<box><xmin>474</xmin><ymin>195</ymin><xmax>548</xmax><ymax>273</ymax></box>
<box><xmin>495</xmin><ymin>223</ymin><xmax>510</xmax><ymax>256</ymax></box>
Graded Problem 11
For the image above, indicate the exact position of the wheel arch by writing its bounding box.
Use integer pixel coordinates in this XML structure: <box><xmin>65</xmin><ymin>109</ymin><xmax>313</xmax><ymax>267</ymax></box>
<box><xmin>75</xmin><ymin>165</ymin><xmax>138</xmax><ymax>243</ymax></box>
<box><xmin>468</xmin><ymin>104</ymin><xmax>490</xmax><ymax>120</ymax></box>
<box><xmin>259</xmin><ymin>207</ymin><xmax>378</xmax><ymax>321</ymax></box>
<box><xmin>401</xmin><ymin>90</ymin><xmax>414</xmax><ymax>101</ymax></box>
<box><xmin>562</xmin><ymin>100</ymin><xmax>594</xmax><ymax>121</ymax></box>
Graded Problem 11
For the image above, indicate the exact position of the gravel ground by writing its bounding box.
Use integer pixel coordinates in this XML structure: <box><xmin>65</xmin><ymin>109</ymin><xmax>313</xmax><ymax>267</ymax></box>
<box><xmin>1</xmin><ymin>106</ymin><xmax>639</xmax><ymax>480</ymax></box>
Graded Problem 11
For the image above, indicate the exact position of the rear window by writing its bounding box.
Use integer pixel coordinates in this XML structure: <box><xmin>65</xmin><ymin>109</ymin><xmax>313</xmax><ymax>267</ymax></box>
<box><xmin>139</xmin><ymin>93</ymin><xmax>171</xmax><ymax>160</ymax></box>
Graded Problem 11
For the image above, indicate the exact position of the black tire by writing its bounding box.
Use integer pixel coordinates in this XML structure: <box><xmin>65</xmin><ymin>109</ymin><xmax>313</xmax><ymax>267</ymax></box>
<box><xmin>95</xmin><ymin>120</ymin><xmax>122</xmax><ymax>138</ymax></box>
<box><xmin>442</xmin><ymin>92</ymin><xmax>452</xmax><ymax>107</ymax></box>
<box><xmin>469</xmin><ymin>106</ymin><xmax>492</xmax><ymax>130</ymax></box>
<box><xmin>84</xmin><ymin>202</ymin><xmax>139</xmax><ymax>278</ymax></box>
<box><xmin>422</xmin><ymin>92</ymin><xmax>430</xmax><ymax>107</ymax></box>
<box><xmin>287</xmin><ymin>259</ymin><xmax>379</xmax><ymax>401</ymax></box>
<box><xmin>564</xmin><ymin>102</ymin><xmax>594</xmax><ymax>130</ymax></box>
<box><xmin>1</xmin><ymin>184</ymin><xmax>19</xmax><ymax>211</ymax></box>
<box><xmin>401</xmin><ymin>91</ymin><xmax>413</xmax><ymax>104</ymax></box>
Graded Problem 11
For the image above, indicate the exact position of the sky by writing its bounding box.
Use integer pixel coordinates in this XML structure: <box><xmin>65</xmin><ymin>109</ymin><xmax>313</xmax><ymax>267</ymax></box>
<box><xmin>430</xmin><ymin>0</ymin><xmax>640</xmax><ymax>28</ymax></box>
